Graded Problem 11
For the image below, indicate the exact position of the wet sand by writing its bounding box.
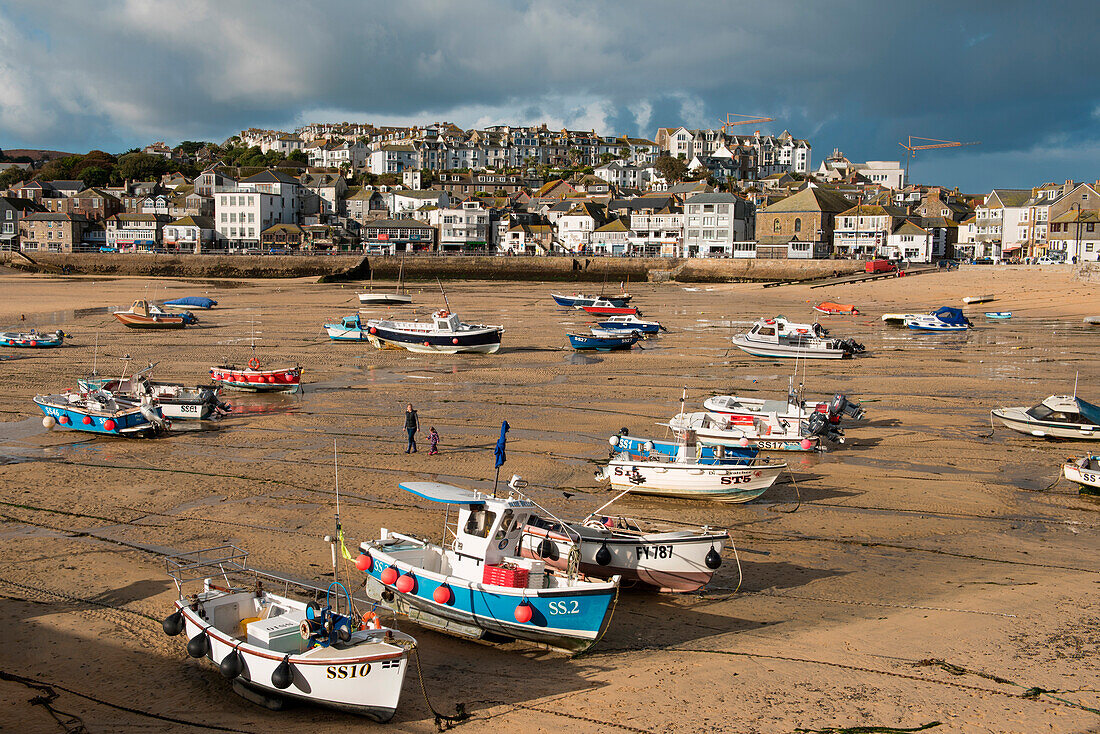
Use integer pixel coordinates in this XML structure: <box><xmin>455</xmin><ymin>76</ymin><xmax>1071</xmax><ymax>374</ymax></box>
<box><xmin>0</xmin><ymin>265</ymin><xmax>1098</xmax><ymax>733</ymax></box>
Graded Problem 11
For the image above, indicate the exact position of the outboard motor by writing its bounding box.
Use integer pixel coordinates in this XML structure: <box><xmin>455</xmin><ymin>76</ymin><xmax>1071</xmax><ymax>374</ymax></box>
<box><xmin>802</xmin><ymin>412</ymin><xmax>845</xmax><ymax>443</ymax></box>
<box><xmin>200</xmin><ymin>387</ymin><xmax>232</xmax><ymax>414</ymax></box>
<box><xmin>139</xmin><ymin>393</ymin><xmax>169</xmax><ymax>431</ymax></box>
<box><xmin>829</xmin><ymin>393</ymin><xmax>865</xmax><ymax>421</ymax></box>
<box><xmin>834</xmin><ymin>338</ymin><xmax>865</xmax><ymax>355</ymax></box>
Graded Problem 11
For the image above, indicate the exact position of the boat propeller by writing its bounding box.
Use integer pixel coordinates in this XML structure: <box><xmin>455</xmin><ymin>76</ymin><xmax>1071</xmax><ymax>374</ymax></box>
<box><xmin>161</xmin><ymin>610</ymin><xmax>184</xmax><ymax>636</ymax></box>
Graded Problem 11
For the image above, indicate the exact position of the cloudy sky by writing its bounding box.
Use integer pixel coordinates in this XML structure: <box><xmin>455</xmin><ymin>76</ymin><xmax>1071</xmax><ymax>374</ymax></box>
<box><xmin>1</xmin><ymin>0</ymin><xmax>1097</xmax><ymax>192</ymax></box>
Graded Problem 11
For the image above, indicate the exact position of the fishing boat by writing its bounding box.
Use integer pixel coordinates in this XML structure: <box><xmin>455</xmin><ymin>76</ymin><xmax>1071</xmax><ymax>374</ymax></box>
<box><xmin>211</xmin><ymin>359</ymin><xmax>302</xmax><ymax>393</ymax></box>
<box><xmin>813</xmin><ymin>302</ymin><xmax>860</xmax><ymax>316</ymax></box>
<box><xmin>595</xmin><ymin>315</ymin><xmax>663</xmax><ymax>335</ymax></box>
<box><xmin>703</xmin><ymin>388</ymin><xmax>865</xmax><ymax>431</ymax></box>
<box><xmin>113</xmin><ymin>300</ymin><xmax>191</xmax><ymax>329</ymax></box>
<box><xmin>81</xmin><ymin>368</ymin><xmax>228</xmax><ymax>421</ymax></box>
<box><xmin>568</xmin><ymin>331</ymin><xmax>639</xmax><ymax>351</ymax></box>
<box><xmin>732</xmin><ymin>317</ymin><xmax>864</xmax><ymax>359</ymax></box>
<box><xmin>985</xmin><ymin>312</ymin><xmax>1013</xmax><ymax>319</ymax></box>
<box><xmin>1062</xmin><ymin>456</ymin><xmax>1100</xmax><ymax>494</ymax></box>
<box><xmin>365</xmin><ymin>310</ymin><xmax>503</xmax><ymax>354</ymax></box>
<box><xmin>356</xmin><ymin>479</ymin><xmax>620</xmax><ymax>653</ymax></box>
<box><xmin>551</xmin><ymin>292</ymin><xmax>632</xmax><ymax>309</ymax></box>
<box><xmin>609</xmin><ymin>434</ymin><xmax>758</xmax><ymax>464</ymax></box>
<box><xmin>519</xmin><ymin>505</ymin><xmax>729</xmax><ymax>593</ymax></box>
<box><xmin>991</xmin><ymin>395</ymin><xmax>1100</xmax><ymax>439</ymax></box>
<box><xmin>881</xmin><ymin>313</ymin><xmax>920</xmax><ymax>325</ymax></box>
<box><xmin>358</xmin><ymin>255</ymin><xmax>412</xmax><ymax>305</ymax></box>
<box><xmin>1</xmin><ymin>329</ymin><xmax>65</xmax><ymax>348</ymax></box>
<box><xmin>34</xmin><ymin>387</ymin><xmax>167</xmax><ymax>436</ymax></box>
<box><xmin>597</xmin><ymin>433</ymin><xmax>785</xmax><ymax>503</ymax></box>
<box><xmin>161</xmin><ymin>545</ymin><xmax>414</xmax><ymax>721</ymax></box>
<box><xmin>162</xmin><ymin>296</ymin><xmax>217</xmax><ymax>310</ymax></box>
<box><xmin>667</xmin><ymin>411</ymin><xmax>822</xmax><ymax>451</ymax></box>
<box><xmin>905</xmin><ymin>307</ymin><xmax>972</xmax><ymax>331</ymax></box>
<box><xmin>324</xmin><ymin>314</ymin><xmax>371</xmax><ymax>341</ymax></box>
<box><xmin>581</xmin><ymin>300</ymin><xmax>639</xmax><ymax>316</ymax></box>
<box><xmin>963</xmin><ymin>294</ymin><xmax>995</xmax><ymax>305</ymax></box>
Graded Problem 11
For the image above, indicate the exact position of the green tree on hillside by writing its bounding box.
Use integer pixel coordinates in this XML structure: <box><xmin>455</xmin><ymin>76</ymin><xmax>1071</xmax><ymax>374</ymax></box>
<box><xmin>655</xmin><ymin>154</ymin><xmax>688</xmax><ymax>183</ymax></box>
<box><xmin>118</xmin><ymin>152</ymin><xmax>170</xmax><ymax>181</ymax></box>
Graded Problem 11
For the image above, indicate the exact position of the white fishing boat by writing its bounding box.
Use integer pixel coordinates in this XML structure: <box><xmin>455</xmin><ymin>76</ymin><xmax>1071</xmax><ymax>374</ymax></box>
<box><xmin>732</xmin><ymin>317</ymin><xmax>864</xmax><ymax>359</ymax></box>
<box><xmin>703</xmin><ymin>387</ymin><xmax>865</xmax><ymax>426</ymax></box>
<box><xmin>366</xmin><ymin>310</ymin><xmax>503</xmax><ymax>354</ymax></box>
<box><xmin>667</xmin><ymin>410</ymin><xmax>822</xmax><ymax>451</ymax></box>
<box><xmin>358</xmin><ymin>254</ymin><xmax>412</xmax><ymax>305</ymax></box>
<box><xmin>963</xmin><ymin>294</ymin><xmax>995</xmax><ymax>304</ymax></box>
<box><xmin>520</xmin><ymin>509</ymin><xmax>728</xmax><ymax>593</ymax></box>
<box><xmin>597</xmin><ymin>432</ymin><xmax>785</xmax><ymax>503</ymax></box>
<box><xmin>161</xmin><ymin>545</ymin><xmax>414</xmax><ymax>721</ymax></box>
<box><xmin>1062</xmin><ymin>456</ymin><xmax>1100</xmax><ymax>493</ymax></box>
<box><xmin>991</xmin><ymin>395</ymin><xmax>1100</xmax><ymax>439</ymax></box>
<box><xmin>905</xmin><ymin>307</ymin><xmax>972</xmax><ymax>331</ymax></box>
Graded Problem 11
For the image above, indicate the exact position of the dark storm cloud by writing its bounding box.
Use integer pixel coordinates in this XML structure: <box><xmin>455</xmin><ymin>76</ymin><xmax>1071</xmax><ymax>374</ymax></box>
<box><xmin>0</xmin><ymin>0</ymin><xmax>1096</xmax><ymax>190</ymax></box>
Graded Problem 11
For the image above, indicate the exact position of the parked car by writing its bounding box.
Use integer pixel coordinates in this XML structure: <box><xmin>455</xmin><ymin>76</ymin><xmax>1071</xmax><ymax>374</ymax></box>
<box><xmin>936</xmin><ymin>259</ymin><xmax>959</xmax><ymax>270</ymax></box>
<box><xmin>1036</xmin><ymin>256</ymin><xmax>1063</xmax><ymax>265</ymax></box>
<box><xmin>865</xmin><ymin>259</ymin><xmax>896</xmax><ymax>274</ymax></box>
<box><xmin>973</xmin><ymin>256</ymin><xmax>995</xmax><ymax>265</ymax></box>
<box><xmin>99</xmin><ymin>246</ymin><xmax>118</xmax><ymax>252</ymax></box>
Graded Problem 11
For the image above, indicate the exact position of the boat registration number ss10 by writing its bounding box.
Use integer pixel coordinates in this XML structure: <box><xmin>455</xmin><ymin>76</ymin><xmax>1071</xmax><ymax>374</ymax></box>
<box><xmin>636</xmin><ymin>545</ymin><xmax>673</xmax><ymax>559</ymax></box>
<box><xmin>327</xmin><ymin>663</ymin><xmax>371</xmax><ymax>679</ymax></box>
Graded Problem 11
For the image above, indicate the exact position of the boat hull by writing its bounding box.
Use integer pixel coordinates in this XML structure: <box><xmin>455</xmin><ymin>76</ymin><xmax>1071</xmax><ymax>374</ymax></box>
<box><xmin>1063</xmin><ymin>459</ymin><xmax>1100</xmax><ymax>494</ymax></box>
<box><xmin>358</xmin><ymin>541</ymin><xmax>618</xmax><ymax>653</ymax></box>
<box><xmin>1</xmin><ymin>332</ymin><xmax>63</xmax><ymax>348</ymax></box>
<box><xmin>600</xmin><ymin>459</ymin><xmax>784</xmax><ymax>503</ymax></box>
<box><xmin>33</xmin><ymin>396</ymin><xmax>163</xmax><ymax>436</ymax></box>
<box><xmin>732</xmin><ymin>335</ymin><xmax>849</xmax><ymax>359</ymax></box>
<box><xmin>176</xmin><ymin>601</ymin><xmax>408</xmax><ymax>721</ymax></box>
<box><xmin>519</xmin><ymin>525</ymin><xmax>726</xmax><ymax>593</ymax></box>
<box><xmin>551</xmin><ymin>293</ymin><xmax>630</xmax><ymax>308</ymax></box>
<box><xmin>991</xmin><ymin>409</ymin><xmax>1100</xmax><ymax>439</ymax></box>
<box><xmin>325</xmin><ymin>325</ymin><xmax>370</xmax><ymax>341</ymax></box>
<box><xmin>210</xmin><ymin>366</ymin><xmax>302</xmax><ymax>393</ymax></box>
<box><xmin>568</xmin><ymin>333</ymin><xmax>638</xmax><ymax>351</ymax></box>
<box><xmin>581</xmin><ymin>305</ymin><xmax>638</xmax><ymax>316</ymax></box>
<box><xmin>113</xmin><ymin>312</ymin><xmax>188</xmax><ymax>329</ymax></box>
<box><xmin>366</xmin><ymin>324</ymin><xmax>503</xmax><ymax>354</ymax></box>
<box><xmin>358</xmin><ymin>293</ymin><xmax>413</xmax><ymax>305</ymax></box>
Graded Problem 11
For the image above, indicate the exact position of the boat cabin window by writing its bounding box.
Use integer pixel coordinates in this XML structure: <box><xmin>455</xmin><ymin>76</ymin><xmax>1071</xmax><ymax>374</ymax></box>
<box><xmin>463</xmin><ymin>509</ymin><xmax>497</xmax><ymax>538</ymax></box>
<box><xmin>759</xmin><ymin>327</ymin><xmax>775</xmax><ymax>336</ymax></box>
<box><xmin>495</xmin><ymin>509</ymin><xmax>515</xmax><ymax>538</ymax></box>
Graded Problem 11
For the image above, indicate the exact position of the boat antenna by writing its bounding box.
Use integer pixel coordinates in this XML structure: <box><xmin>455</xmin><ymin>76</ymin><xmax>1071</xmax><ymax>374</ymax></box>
<box><xmin>331</xmin><ymin>439</ymin><xmax>342</xmax><ymax>605</ymax></box>
<box><xmin>436</xmin><ymin>277</ymin><xmax>451</xmax><ymax>312</ymax></box>
<box><xmin>91</xmin><ymin>333</ymin><xmax>99</xmax><ymax>378</ymax></box>
<box><xmin>679</xmin><ymin>385</ymin><xmax>688</xmax><ymax>422</ymax></box>
<box><xmin>581</xmin><ymin>485</ymin><xmax>636</xmax><ymax>525</ymax></box>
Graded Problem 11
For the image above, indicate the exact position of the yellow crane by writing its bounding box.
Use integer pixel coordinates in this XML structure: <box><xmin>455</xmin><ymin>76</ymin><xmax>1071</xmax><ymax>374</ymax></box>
<box><xmin>899</xmin><ymin>136</ymin><xmax>980</xmax><ymax>184</ymax></box>
<box><xmin>718</xmin><ymin>113</ymin><xmax>775</xmax><ymax>133</ymax></box>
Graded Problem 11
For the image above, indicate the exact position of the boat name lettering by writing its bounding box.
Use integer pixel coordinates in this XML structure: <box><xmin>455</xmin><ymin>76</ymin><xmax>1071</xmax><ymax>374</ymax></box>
<box><xmin>636</xmin><ymin>545</ymin><xmax>673</xmax><ymax>559</ymax></box>
<box><xmin>179</xmin><ymin>404</ymin><xmax>200</xmax><ymax>414</ymax></box>
<box><xmin>1081</xmin><ymin>472</ymin><xmax>1099</xmax><ymax>483</ymax></box>
<box><xmin>758</xmin><ymin>441</ymin><xmax>790</xmax><ymax>449</ymax></box>
<box><xmin>720</xmin><ymin>474</ymin><xmax>753</xmax><ymax>485</ymax></box>
<box><xmin>326</xmin><ymin>663</ymin><xmax>371</xmax><ymax>679</ymax></box>
<box><xmin>547</xmin><ymin>600</ymin><xmax>580</xmax><ymax>615</ymax></box>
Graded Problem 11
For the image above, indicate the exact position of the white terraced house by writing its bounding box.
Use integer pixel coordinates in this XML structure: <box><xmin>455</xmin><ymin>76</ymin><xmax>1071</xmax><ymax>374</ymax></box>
<box><xmin>213</xmin><ymin>171</ymin><xmax>301</xmax><ymax>250</ymax></box>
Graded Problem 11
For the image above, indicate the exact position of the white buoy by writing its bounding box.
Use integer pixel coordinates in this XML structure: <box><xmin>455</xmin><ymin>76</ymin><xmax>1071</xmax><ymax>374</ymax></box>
<box><xmin>42</xmin><ymin>416</ymin><xmax>56</xmax><ymax>429</ymax></box>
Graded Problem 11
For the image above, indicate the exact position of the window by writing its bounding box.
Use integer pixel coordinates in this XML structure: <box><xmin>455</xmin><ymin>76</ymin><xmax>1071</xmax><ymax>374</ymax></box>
<box><xmin>794</xmin><ymin>218</ymin><xmax>802</xmax><ymax>233</ymax></box>
<box><xmin>1088</xmin><ymin>224</ymin><xmax>1095</xmax><ymax>232</ymax></box>
<box><xmin>463</xmin><ymin>509</ymin><xmax>497</xmax><ymax>538</ymax></box>
<box><xmin>773</xmin><ymin>218</ymin><xmax>781</xmax><ymax>233</ymax></box>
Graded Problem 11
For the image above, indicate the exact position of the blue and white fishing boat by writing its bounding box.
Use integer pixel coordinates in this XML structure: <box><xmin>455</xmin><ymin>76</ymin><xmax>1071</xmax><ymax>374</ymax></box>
<box><xmin>609</xmin><ymin>434</ymin><xmax>758</xmax><ymax>464</ymax></box>
<box><xmin>1</xmin><ymin>329</ymin><xmax>66</xmax><ymax>348</ymax></box>
<box><xmin>595</xmin><ymin>315</ymin><xmax>663</xmax><ymax>335</ymax></box>
<box><xmin>550</xmin><ymin>292</ymin><xmax>631</xmax><ymax>309</ymax></box>
<box><xmin>33</xmin><ymin>387</ymin><xmax>167</xmax><ymax>436</ymax></box>
<box><xmin>162</xmin><ymin>296</ymin><xmax>217</xmax><ymax>310</ymax></box>
<box><xmin>985</xmin><ymin>312</ymin><xmax>1013</xmax><ymax>319</ymax></box>
<box><xmin>598</xmin><ymin>433</ymin><xmax>785</xmax><ymax>503</ymax></box>
<box><xmin>324</xmin><ymin>314</ymin><xmax>370</xmax><ymax>341</ymax></box>
<box><xmin>568</xmin><ymin>332</ymin><xmax>639</xmax><ymax>351</ymax></box>
<box><xmin>905</xmin><ymin>307</ymin><xmax>972</xmax><ymax>331</ymax></box>
<box><xmin>356</xmin><ymin>478</ymin><xmax>620</xmax><ymax>654</ymax></box>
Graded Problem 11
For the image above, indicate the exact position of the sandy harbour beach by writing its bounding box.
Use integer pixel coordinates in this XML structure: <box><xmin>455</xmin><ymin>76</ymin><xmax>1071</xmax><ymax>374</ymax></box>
<box><xmin>0</xmin><ymin>264</ymin><xmax>1097</xmax><ymax>734</ymax></box>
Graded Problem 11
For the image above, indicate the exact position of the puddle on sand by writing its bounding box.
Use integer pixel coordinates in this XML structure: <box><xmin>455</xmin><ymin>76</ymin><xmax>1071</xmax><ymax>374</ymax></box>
<box><xmin>5</xmin><ymin>306</ymin><xmax>116</xmax><ymax>330</ymax></box>
<box><xmin>221</xmin><ymin>393</ymin><xmax>303</xmax><ymax>416</ymax></box>
<box><xmin>568</xmin><ymin>353</ymin><xmax>603</xmax><ymax>365</ymax></box>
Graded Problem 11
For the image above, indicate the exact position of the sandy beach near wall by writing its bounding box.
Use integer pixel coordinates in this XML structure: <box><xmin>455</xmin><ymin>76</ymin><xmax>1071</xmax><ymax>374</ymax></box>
<box><xmin>0</xmin><ymin>264</ymin><xmax>1097</xmax><ymax>734</ymax></box>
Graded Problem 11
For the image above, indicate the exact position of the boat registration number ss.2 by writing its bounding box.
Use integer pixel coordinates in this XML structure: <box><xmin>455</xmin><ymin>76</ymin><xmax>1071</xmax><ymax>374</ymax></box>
<box><xmin>327</xmin><ymin>663</ymin><xmax>371</xmax><ymax>679</ymax></box>
<box><xmin>547</xmin><ymin>601</ymin><xmax>580</xmax><ymax>615</ymax></box>
<box><xmin>636</xmin><ymin>545</ymin><xmax>674</xmax><ymax>559</ymax></box>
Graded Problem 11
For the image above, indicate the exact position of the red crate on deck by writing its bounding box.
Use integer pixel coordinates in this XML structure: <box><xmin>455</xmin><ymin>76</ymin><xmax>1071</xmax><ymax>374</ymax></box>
<box><xmin>483</xmin><ymin>564</ymin><xmax>529</xmax><ymax>588</ymax></box>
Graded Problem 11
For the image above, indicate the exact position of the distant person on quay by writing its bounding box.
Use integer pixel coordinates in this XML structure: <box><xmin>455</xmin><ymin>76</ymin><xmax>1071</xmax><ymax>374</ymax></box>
<box><xmin>404</xmin><ymin>404</ymin><xmax>419</xmax><ymax>453</ymax></box>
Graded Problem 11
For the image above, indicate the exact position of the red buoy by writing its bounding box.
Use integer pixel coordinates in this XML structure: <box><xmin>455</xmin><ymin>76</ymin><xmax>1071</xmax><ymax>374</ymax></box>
<box><xmin>396</xmin><ymin>573</ymin><xmax>415</xmax><ymax>593</ymax></box>
<box><xmin>58</xmin><ymin>415</ymin><xmax>70</xmax><ymax>425</ymax></box>
<box><xmin>452</xmin><ymin>338</ymin><xmax>459</xmax><ymax>345</ymax></box>
<box><xmin>355</xmin><ymin>554</ymin><xmax>372</xmax><ymax>571</ymax></box>
<box><xmin>30</xmin><ymin>341</ymin><xmax>37</xmax><ymax>347</ymax></box>
<box><xmin>266</xmin><ymin>375</ymin><xmax>275</xmax><ymax>383</ymax></box>
<box><xmin>433</xmin><ymin>585</ymin><xmax>452</xmax><ymax>604</ymax></box>
<box><xmin>800</xmin><ymin>438</ymin><xmax>814</xmax><ymax>450</ymax></box>
<box><xmin>380</xmin><ymin>567</ymin><xmax>399</xmax><ymax>585</ymax></box>
<box><xmin>82</xmin><ymin>415</ymin><xmax>93</xmax><ymax>425</ymax></box>
<box><xmin>103</xmin><ymin>419</ymin><xmax>117</xmax><ymax>431</ymax></box>
<box><xmin>369</xmin><ymin>327</ymin><xmax>377</xmax><ymax>335</ymax></box>
<box><xmin>423</xmin><ymin>341</ymin><xmax>431</xmax><ymax>347</ymax></box>
<box><xmin>514</xmin><ymin>601</ymin><xmax>533</xmax><ymax>624</ymax></box>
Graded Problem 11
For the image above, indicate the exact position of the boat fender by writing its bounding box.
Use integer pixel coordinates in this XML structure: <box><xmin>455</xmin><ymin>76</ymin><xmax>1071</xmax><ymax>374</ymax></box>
<box><xmin>642</xmin><ymin>441</ymin><xmax>654</xmax><ymax>453</ymax></box>
<box><xmin>538</xmin><ymin>538</ymin><xmax>559</xmax><ymax>562</ymax></box>
<box><xmin>219</xmin><ymin>645</ymin><xmax>244</xmax><ymax>679</ymax></box>
<box><xmin>595</xmin><ymin>544</ymin><xmax>612</xmax><ymax>566</ymax></box>
<box><xmin>608</xmin><ymin>435</ymin><xmax>619</xmax><ymax>448</ymax></box>
<box><xmin>161</xmin><ymin>610</ymin><xmax>184</xmax><ymax>636</ymax></box>
<box><xmin>186</xmin><ymin>630</ymin><xmax>209</xmax><ymax>658</ymax></box>
<box><xmin>514</xmin><ymin>600</ymin><xmax>533</xmax><ymax>624</ymax></box>
<box><xmin>705</xmin><ymin>547</ymin><xmax>722</xmax><ymax>570</ymax></box>
<box><xmin>271</xmin><ymin>656</ymin><xmax>293</xmax><ymax>690</ymax></box>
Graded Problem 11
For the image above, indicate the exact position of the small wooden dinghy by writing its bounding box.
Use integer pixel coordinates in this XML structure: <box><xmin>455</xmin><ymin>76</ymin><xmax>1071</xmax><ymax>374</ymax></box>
<box><xmin>1</xmin><ymin>329</ymin><xmax>65</xmax><ymax>347</ymax></box>
<box><xmin>1063</xmin><ymin>456</ymin><xmax>1100</xmax><ymax>495</ymax></box>
<box><xmin>813</xmin><ymin>302</ymin><xmax>859</xmax><ymax>316</ymax></box>
<box><xmin>162</xmin><ymin>545</ymin><xmax>414</xmax><ymax>720</ymax></box>
<box><xmin>963</xmin><ymin>294</ymin><xmax>995</xmax><ymax>304</ymax></box>
<box><xmin>114</xmin><ymin>300</ymin><xmax>190</xmax><ymax>329</ymax></box>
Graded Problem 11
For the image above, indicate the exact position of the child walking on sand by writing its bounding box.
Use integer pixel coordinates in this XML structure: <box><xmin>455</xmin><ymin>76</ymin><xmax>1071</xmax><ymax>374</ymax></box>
<box><xmin>428</xmin><ymin>427</ymin><xmax>440</xmax><ymax>456</ymax></box>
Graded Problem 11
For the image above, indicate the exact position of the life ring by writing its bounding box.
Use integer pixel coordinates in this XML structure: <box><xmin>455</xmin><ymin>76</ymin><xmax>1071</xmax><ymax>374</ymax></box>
<box><xmin>360</xmin><ymin>611</ymin><xmax>381</xmax><ymax>630</ymax></box>
<box><xmin>438</xmin><ymin>310</ymin><xmax>449</xmax><ymax>317</ymax></box>
<box><xmin>248</xmin><ymin>357</ymin><xmax>260</xmax><ymax>370</ymax></box>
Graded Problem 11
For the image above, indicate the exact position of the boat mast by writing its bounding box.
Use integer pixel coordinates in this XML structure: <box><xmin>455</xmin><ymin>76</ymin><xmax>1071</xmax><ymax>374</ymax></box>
<box><xmin>436</xmin><ymin>277</ymin><xmax>451</xmax><ymax>312</ymax></box>
<box><xmin>396</xmin><ymin>251</ymin><xmax>406</xmax><ymax>295</ymax></box>
<box><xmin>331</xmin><ymin>439</ymin><xmax>342</xmax><ymax>611</ymax></box>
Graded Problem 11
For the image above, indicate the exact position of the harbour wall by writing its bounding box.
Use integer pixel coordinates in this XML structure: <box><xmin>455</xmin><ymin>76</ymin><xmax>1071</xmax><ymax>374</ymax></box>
<box><xmin>0</xmin><ymin>252</ymin><xmax>863</xmax><ymax>283</ymax></box>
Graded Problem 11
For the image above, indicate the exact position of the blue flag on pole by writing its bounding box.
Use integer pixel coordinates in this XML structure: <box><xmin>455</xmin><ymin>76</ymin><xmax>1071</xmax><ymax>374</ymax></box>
<box><xmin>494</xmin><ymin>420</ymin><xmax>509</xmax><ymax>468</ymax></box>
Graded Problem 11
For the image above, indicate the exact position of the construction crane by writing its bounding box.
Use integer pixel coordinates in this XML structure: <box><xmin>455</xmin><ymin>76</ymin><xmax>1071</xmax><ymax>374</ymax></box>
<box><xmin>899</xmin><ymin>136</ymin><xmax>980</xmax><ymax>184</ymax></box>
<box><xmin>718</xmin><ymin>113</ymin><xmax>775</xmax><ymax>133</ymax></box>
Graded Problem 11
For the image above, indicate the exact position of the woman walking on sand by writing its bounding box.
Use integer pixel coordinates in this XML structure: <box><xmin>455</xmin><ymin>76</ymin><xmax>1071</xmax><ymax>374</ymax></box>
<box><xmin>404</xmin><ymin>404</ymin><xmax>419</xmax><ymax>453</ymax></box>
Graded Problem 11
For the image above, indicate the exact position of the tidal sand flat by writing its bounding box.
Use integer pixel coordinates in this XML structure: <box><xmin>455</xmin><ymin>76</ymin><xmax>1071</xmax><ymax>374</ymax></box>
<box><xmin>0</xmin><ymin>266</ymin><xmax>1097</xmax><ymax>733</ymax></box>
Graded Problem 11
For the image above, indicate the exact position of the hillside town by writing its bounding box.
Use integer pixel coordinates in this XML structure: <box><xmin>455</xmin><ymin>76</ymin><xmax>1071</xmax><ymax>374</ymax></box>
<box><xmin>1</xmin><ymin>121</ymin><xmax>1097</xmax><ymax>264</ymax></box>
